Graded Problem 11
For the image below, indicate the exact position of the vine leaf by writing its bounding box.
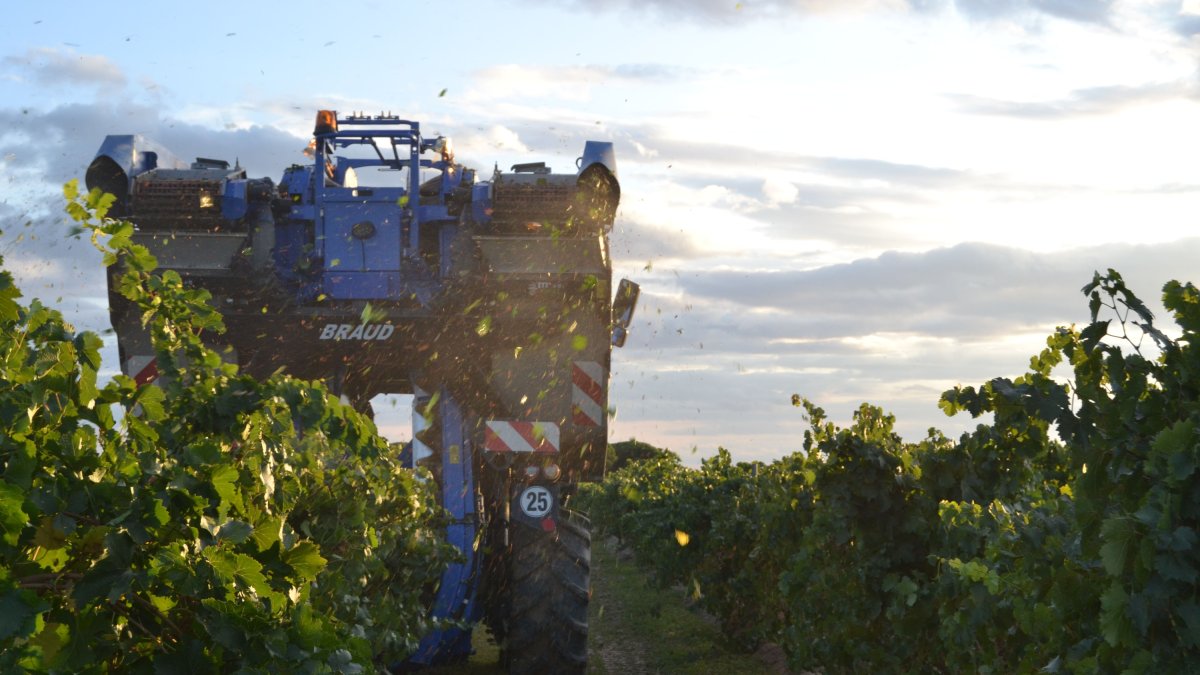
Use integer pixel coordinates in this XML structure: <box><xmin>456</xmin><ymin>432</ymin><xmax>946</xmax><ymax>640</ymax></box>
<box><xmin>0</xmin><ymin>482</ymin><xmax>28</xmax><ymax>546</ymax></box>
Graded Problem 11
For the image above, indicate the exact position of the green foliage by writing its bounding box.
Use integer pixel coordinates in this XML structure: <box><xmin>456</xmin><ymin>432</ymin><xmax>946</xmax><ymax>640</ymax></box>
<box><xmin>0</xmin><ymin>182</ymin><xmax>450</xmax><ymax>672</ymax></box>
<box><xmin>579</xmin><ymin>446</ymin><xmax>805</xmax><ymax>649</ymax></box>
<box><xmin>584</xmin><ymin>269</ymin><xmax>1200</xmax><ymax>673</ymax></box>
<box><xmin>606</xmin><ymin>439</ymin><xmax>680</xmax><ymax>473</ymax></box>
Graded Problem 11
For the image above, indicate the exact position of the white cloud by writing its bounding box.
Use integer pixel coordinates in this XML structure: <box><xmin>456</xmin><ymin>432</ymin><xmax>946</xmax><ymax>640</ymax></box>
<box><xmin>455</xmin><ymin>125</ymin><xmax>531</xmax><ymax>155</ymax></box>
<box><xmin>954</xmin><ymin>0</ymin><xmax>1116</xmax><ymax>25</ymax></box>
<box><xmin>840</xmin><ymin>332</ymin><xmax>958</xmax><ymax>359</ymax></box>
<box><xmin>605</xmin><ymin>238</ymin><xmax>1200</xmax><ymax>459</ymax></box>
<box><xmin>3</xmin><ymin>48</ymin><xmax>126</xmax><ymax>88</ymax></box>
<box><xmin>632</xmin><ymin>140</ymin><xmax>658</xmax><ymax>158</ymax></box>
<box><xmin>762</xmin><ymin>176</ymin><xmax>798</xmax><ymax>205</ymax></box>
<box><xmin>464</xmin><ymin>64</ymin><xmax>689</xmax><ymax>104</ymax></box>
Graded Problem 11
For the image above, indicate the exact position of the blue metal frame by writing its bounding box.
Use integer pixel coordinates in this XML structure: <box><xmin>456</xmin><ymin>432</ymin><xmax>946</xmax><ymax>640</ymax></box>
<box><xmin>305</xmin><ymin>118</ymin><xmax>487</xmax><ymax>664</ymax></box>
<box><xmin>305</xmin><ymin>114</ymin><xmax>462</xmax><ymax>304</ymax></box>
<box><xmin>408</xmin><ymin>387</ymin><xmax>481</xmax><ymax>665</ymax></box>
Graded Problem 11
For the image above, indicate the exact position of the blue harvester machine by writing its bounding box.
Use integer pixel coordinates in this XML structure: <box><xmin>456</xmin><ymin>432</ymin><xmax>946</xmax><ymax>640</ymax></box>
<box><xmin>86</xmin><ymin>110</ymin><xmax>639</xmax><ymax>672</ymax></box>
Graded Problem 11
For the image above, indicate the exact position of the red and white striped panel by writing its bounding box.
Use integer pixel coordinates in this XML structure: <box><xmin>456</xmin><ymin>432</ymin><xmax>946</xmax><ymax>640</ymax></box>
<box><xmin>124</xmin><ymin>355</ymin><xmax>160</xmax><ymax>387</ymax></box>
<box><xmin>572</xmin><ymin>361</ymin><xmax>604</xmax><ymax>427</ymax></box>
<box><xmin>484</xmin><ymin>421</ymin><xmax>560</xmax><ymax>454</ymax></box>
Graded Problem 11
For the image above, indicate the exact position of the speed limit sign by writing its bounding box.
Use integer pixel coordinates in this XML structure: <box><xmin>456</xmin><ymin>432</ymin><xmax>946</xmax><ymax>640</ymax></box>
<box><xmin>519</xmin><ymin>485</ymin><xmax>553</xmax><ymax>518</ymax></box>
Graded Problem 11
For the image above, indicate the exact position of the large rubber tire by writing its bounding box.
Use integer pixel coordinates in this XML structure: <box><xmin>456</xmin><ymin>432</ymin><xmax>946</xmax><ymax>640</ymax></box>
<box><xmin>507</xmin><ymin>510</ymin><xmax>591</xmax><ymax>674</ymax></box>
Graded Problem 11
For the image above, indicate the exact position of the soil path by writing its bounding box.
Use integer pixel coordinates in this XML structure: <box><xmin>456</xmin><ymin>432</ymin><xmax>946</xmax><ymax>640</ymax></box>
<box><xmin>586</xmin><ymin>537</ymin><xmax>784</xmax><ymax>674</ymax></box>
<box><xmin>586</xmin><ymin>539</ymin><xmax>653</xmax><ymax>673</ymax></box>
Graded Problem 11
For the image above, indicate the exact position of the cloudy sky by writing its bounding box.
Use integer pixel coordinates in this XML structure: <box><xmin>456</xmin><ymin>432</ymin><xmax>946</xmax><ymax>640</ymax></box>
<box><xmin>3</xmin><ymin>0</ymin><xmax>1200</xmax><ymax>464</ymax></box>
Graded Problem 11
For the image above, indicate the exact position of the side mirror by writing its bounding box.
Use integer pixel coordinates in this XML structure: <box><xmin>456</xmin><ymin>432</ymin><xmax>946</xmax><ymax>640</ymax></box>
<box><xmin>611</xmin><ymin>278</ymin><xmax>640</xmax><ymax>348</ymax></box>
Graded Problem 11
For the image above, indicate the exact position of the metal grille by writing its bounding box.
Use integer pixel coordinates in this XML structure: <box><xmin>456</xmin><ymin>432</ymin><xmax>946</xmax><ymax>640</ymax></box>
<box><xmin>490</xmin><ymin>177</ymin><xmax>579</xmax><ymax>232</ymax></box>
<box><xmin>132</xmin><ymin>177</ymin><xmax>240</xmax><ymax>232</ymax></box>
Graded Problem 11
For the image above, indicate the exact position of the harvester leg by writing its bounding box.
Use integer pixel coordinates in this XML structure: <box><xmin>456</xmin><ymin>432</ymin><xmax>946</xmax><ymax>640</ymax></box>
<box><xmin>406</xmin><ymin>387</ymin><xmax>481</xmax><ymax>666</ymax></box>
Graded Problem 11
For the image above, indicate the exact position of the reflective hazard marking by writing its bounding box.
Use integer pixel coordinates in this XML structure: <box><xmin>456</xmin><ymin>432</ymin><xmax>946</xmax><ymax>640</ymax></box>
<box><xmin>484</xmin><ymin>421</ymin><xmax>560</xmax><ymax>454</ymax></box>
<box><xmin>572</xmin><ymin>361</ymin><xmax>604</xmax><ymax>427</ymax></box>
<box><xmin>124</xmin><ymin>356</ymin><xmax>159</xmax><ymax>387</ymax></box>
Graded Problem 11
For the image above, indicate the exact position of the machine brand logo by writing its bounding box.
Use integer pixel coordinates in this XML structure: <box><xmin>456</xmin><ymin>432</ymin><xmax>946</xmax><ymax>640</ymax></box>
<box><xmin>319</xmin><ymin>323</ymin><xmax>396</xmax><ymax>341</ymax></box>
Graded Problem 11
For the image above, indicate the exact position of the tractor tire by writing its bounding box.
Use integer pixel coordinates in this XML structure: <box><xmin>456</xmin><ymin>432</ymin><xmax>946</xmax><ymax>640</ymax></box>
<box><xmin>506</xmin><ymin>509</ymin><xmax>591</xmax><ymax>674</ymax></box>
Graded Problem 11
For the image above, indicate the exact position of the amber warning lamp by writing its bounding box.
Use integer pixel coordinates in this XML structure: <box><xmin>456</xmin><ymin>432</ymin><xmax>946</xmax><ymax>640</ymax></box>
<box><xmin>314</xmin><ymin>110</ymin><xmax>338</xmax><ymax>135</ymax></box>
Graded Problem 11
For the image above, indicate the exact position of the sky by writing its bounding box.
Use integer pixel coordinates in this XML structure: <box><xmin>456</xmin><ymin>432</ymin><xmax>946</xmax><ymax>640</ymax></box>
<box><xmin>3</xmin><ymin>0</ymin><xmax>1200</xmax><ymax>465</ymax></box>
